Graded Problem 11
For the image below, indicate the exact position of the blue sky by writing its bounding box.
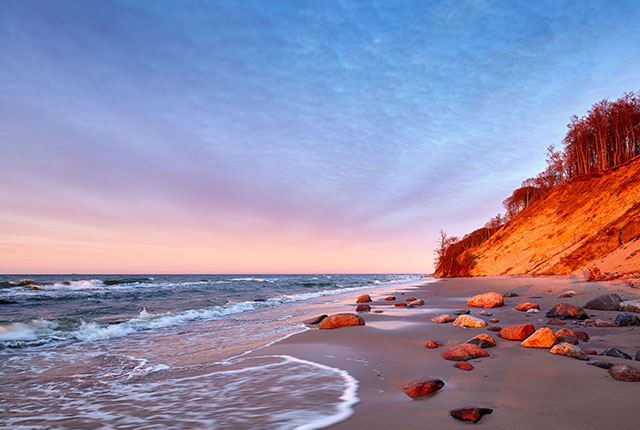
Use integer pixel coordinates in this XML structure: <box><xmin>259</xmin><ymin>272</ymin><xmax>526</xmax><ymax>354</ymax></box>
<box><xmin>1</xmin><ymin>0</ymin><xmax>639</xmax><ymax>273</ymax></box>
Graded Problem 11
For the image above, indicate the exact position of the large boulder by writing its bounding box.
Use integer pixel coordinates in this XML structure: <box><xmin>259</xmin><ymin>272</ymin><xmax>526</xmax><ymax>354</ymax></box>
<box><xmin>467</xmin><ymin>292</ymin><xmax>504</xmax><ymax>308</ymax></box>
<box><xmin>546</xmin><ymin>303</ymin><xmax>589</xmax><ymax>320</ymax></box>
<box><xmin>614</xmin><ymin>312</ymin><xmax>640</xmax><ymax>326</ymax></box>
<box><xmin>609</xmin><ymin>364</ymin><xmax>640</xmax><ymax>382</ymax></box>
<box><xmin>442</xmin><ymin>344</ymin><xmax>489</xmax><ymax>361</ymax></box>
<box><xmin>453</xmin><ymin>315</ymin><xmax>487</xmax><ymax>328</ymax></box>
<box><xmin>619</xmin><ymin>300</ymin><xmax>640</xmax><ymax>313</ymax></box>
<box><xmin>319</xmin><ymin>313</ymin><xmax>365</xmax><ymax>329</ymax></box>
<box><xmin>356</xmin><ymin>294</ymin><xmax>372</xmax><ymax>303</ymax></box>
<box><xmin>583</xmin><ymin>293</ymin><xmax>624</xmax><ymax>311</ymax></box>
<box><xmin>450</xmin><ymin>408</ymin><xmax>493</xmax><ymax>423</ymax></box>
<box><xmin>499</xmin><ymin>324</ymin><xmax>535</xmax><ymax>341</ymax></box>
<box><xmin>550</xmin><ymin>342</ymin><xmax>588</xmax><ymax>360</ymax></box>
<box><xmin>521</xmin><ymin>327</ymin><xmax>558</xmax><ymax>348</ymax></box>
<box><xmin>403</xmin><ymin>378</ymin><xmax>445</xmax><ymax>399</ymax></box>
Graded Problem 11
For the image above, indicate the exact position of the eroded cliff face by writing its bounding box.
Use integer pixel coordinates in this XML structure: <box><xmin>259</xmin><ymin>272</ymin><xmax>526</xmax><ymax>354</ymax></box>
<box><xmin>469</xmin><ymin>157</ymin><xmax>640</xmax><ymax>279</ymax></box>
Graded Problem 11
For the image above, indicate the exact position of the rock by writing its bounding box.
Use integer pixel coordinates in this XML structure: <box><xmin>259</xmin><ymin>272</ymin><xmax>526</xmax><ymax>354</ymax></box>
<box><xmin>431</xmin><ymin>314</ymin><xmax>455</xmax><ymax>323</ymax></box>
<box><xmin>586</xmin><ymin>360</ymin><xmax>614</xmax><ymax>369</ymax></box>
<box><xmin>394</xmin><ymin>303</ymin><xmax>408</xmax><ymax>307</ymax></box>
<box><xmin>406</xmin><ymin>297</ymin><xmax>417</xmax><ymax>302</ymax></box>
<box><xmin>453</xmin><ymin>308</ymin><xmax>470</xmax><ymax>315</ymax></box>
<box><xmin>487</xmin><ymin>326</ymin><xmax>502</xmax><ymax>332</ymax></box>
<box><xmin>403</xmin><ymin>378</ymin><xmax>445</xmax><ymax>399</ymax></box>
<box><xmin>546</xmin><ymin>303</ymin><xmax>589</xmax><ymax>320</ymax></box>
<box><xmin>356</xmin><ymin>294</ymin><xmax>372</xmax><ymax>303</ymax></box>
<box><xmin>384</xmin><ymin>296</ymin><xmax>396</xmax><ymax>301</ymax></box>
<box><xmin>499</xmin><ymin>324</ymin><xmax>535</xmax><ymax>341</ymax></box>
<box><xmin>609</xmin><ymin>364</ymin><xmax>640</xmax><ymax>382</ymax></box>
<box><xmin>490</xmin><ymin>318</ymin><xmax>499</xmax><ymax>323</ymax></box>
<box><xmin>467</xmin><ymin>292</ymin><xmax>504</xmax><ymax>308</ymax></box>
<box><xmin>614</xmin><ymin>312</ymin><xmax>640</xmax><ymax>326</ymax></box>
<box><xmin>318</xmin><ymin>313</ymin><xmax>365</xmax><ymax>329</ymax></box>
<box><xmin>373</xmin><ymin>310</ymin><xmax>383</xmax><ymax>313</ymax></box>
<box><xmin>603</xmin><ymin>347</ymin><xmax>632</xmax><ymax>360</ymax></box>
<box><xmin>355</xmin><ymin>304</ymin><xmax>371</xmax><ymax>312</ymax></box>
<box><xmin>546</xmin><ymin>318</ymin><xmax>566</xmax><ymax>325</ymax></box>
<box><xmin>409</xmin><ymin>299</ymin><xmax>425</xmax><ymax>306</ymax></box>
<box><xmin>453</xmin><ymin>315</ymin><xmax>487</xmax><ymax>328</ymax></box>
<box><xmin>425</xmin><ymin>341</ymin><xmax>443</xmax><ymax>349</ymax></box>
<box><xmin>442</xmin><ymin>344</ymin><xmax>489</xmax><ymax>361</ymax></box>
<box><xmin>521</xmin><ymin>327</ymin><xmax>557</xmax><ymax>348</ymax></box>
<box><xmin>583</xmin><ymin>293</ymin><xmax>624</xmax><ymax>311</ymax></box>
<box><xmin>450</xmin><ymin>408</ymin><xmax>493</xmax><ymax>423</ymax></box>
<box><xmin>516</xmin><ymin>302</ymin><xmax>540</xmax><ymax>311</ymax></box>
<box><xmin>557</xmin><ymin>290</ymin><xmax>578</xmax><ymax>298</ymax></box>
<box><xmin>550</xmin><ymin>342</ymin><xmax>588</xmax><ymax>360</ymax></box>
<box><xmin>585</xmin><ymin>349</ymin><xmax>598</xmax><ymax>355</ymax></box>
<box><xmin>619</xmin><ymin>300</ymin><xmax>640</xmax><ymax>313</ymax></box>
<box><xmin>555</xmin><ymin>328</ymin><xmax>579</xmax><ymax>345</ymax></box>
<box><xmin>479</xmin><ymin>310</ymin><xmax>493</xmax><ymax>316</ymax></box>
<box><xmin>504</xmin><ymin>292</ymin><xmax>519</xmax><ymax>298</ymax></box>
<box><xmin>454</xmin><ymin>362</ymin><xmax>474</xmax><ymax>371</ymax></box>
<box><xmin>595</xmin><ymin>319</ymin><xmax>617</xmax><ymax>327</ymax></box>
<box><xmin>574</xmin><ymin>331</ymin><xmax>590</xmax><ymax>342</ymax></box>
<box><xmin>303</xmin><ymin>314</ymin><xmax>328</xmax><ymax>325</ymax></box>
<box><xmin>526</xmin><ymin>308</ymin><xmax>540</xmax><ymax>313</ymax></box>
<box><xmin>465</xmin><ymin>334</ymin><xmax>496</xmax><ymax>348</ymax></box>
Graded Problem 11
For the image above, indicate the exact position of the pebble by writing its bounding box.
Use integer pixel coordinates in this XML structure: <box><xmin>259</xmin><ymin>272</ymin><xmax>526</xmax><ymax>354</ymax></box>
<box><xmin>450</xmin><ymin>407</ymin><xmax>493</xmax><ymax>423</ymax></box>
<box><xmin>403</xmin><ymin>378</ymin><xmax>445</xmax><ymax>399</ymax></box>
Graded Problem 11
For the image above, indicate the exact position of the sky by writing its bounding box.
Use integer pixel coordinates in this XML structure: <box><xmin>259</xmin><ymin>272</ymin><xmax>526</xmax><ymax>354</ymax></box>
<box><xmin>1</xmin><ymin>0</ymin><xmax>639</xmax><ymax>274</ymax></box>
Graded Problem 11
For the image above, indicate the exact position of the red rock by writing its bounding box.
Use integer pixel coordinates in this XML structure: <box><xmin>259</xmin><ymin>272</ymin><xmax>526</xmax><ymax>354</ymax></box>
<box><xmin>303</xmin><ymin>314</ymin><xmax>328</xmax><ymax>325</ymax></box>
<box><xmin>453</xmin><ymin>315</ymin><xmax>487</xmax><ymax>328</ymax></box>
<box><xmin>487</xmin><ymin>326</ymin><xmax>502</xmax><ymax>332</ymax></box>
<box><xmin>515</xmin><ymin>302</ymin><xmax>540</xmax><ymax>311</ymax></box>
<box><xmin>406</xmin><ymin>297</ymin><xmax>417</xmax><ymax>302</ymax></box>
<box><xmin>450</xmin><ymin>407</ymin><xmax>493</xmax><ymax>423</ymax></box>
<box><xmin>394</xmin><ymin>303</ymin><xmax>408</xmax><ymax>307</ymax></box>
<box><xmin>574</xmin><ymin>331</ymin><xmax>589</xmax><ymax>342</ymax></box>
<box><xmin>549</xmin><ymin>342</ymin><xmax>588</xmax><ymax>360</ymax></box>
<box><xmin>465</xmin><ymin>334</ymin><xmax>496</xmax><ymax>348</ymax></box>
<box><xmin>356</xmin><ymin>294</ymin><xmax>372</xmax><ymax>303</ymax></box>
<box><xmin>490</xmin><ymin>318</ymin><xmax>499</xmax><ymax>323</ymax></box>
<box><xmin>425</xmin><ymin>341</ymin><xmax>443</xmax><ymax>349</ymax></box>
<box><xmin>442</xmin><ymin>344</ymin><xmax>489</xmax><ymax>361</ymax></box>
<box><xmin>319</xmin><ymin>313</ymin><xmax>365</xmax><ymax>329</ymax></box>
<box><xmin>546</xmin><ymin>303</ymin><xmax>588</xmax><ymax>320</ymax></box>
<box><xmin>521</xmin><ymin>327</ymin><xmax>557</xmax><ymax>348</ymax></box>
<box><xmin>609</xmin><ymin>364</ymin><xmax>640</xmax><ymax>382</ymax></box>
<box><xmin>499</xmin><ymin>324</ymin><xmax>535</xmax><ymax>341</ymax></box>
<box><xmin>547</xmin><ymin>289</ymin><xmax>552</xmax><ymax>292</ymax></box>
<box><xmin>373</xmin><ymin>310</ymin><xmax>383</xmax><ymax>313</ymax></box>
<box><xmin>454</xmin><ymin>362</ymin><xmax>474</xmax><ymax>371</ymax></box>
<box><xmin>384</xmin><ymin>296</ymin><xmax>396</xmax><ymax>301</ymax></box>
<box><xmin>403</xmin><ymin>378</ymin><xmax>445</xmax><ymax>399</ymax></box>
<box><xmin>595</xmin><ymin>319</ymin><xmax>617</xmax><ymax>327</ymax></box>
<box><xmin>355</xmin><ymin>304</ymin><xmax>371</xmax><ymax>312</ymax></box>
<box><xmin>584</xmin><ymin>349</ymin><xmax>598</xmax><ymax>355</ymax></box>
<box><xmin>467</xmin><ymin>292</ymin><xmax>504</xmax><ymax>308</ymax></box>
<box><xmin>431</xmin><ymin>314</ymin><xmax>455</xmax><ymax>323</ymax></box>
<box><xmin>555</xmin><ymin>328</ymin><xmax>578</xmax><ymax>345</ymax></box>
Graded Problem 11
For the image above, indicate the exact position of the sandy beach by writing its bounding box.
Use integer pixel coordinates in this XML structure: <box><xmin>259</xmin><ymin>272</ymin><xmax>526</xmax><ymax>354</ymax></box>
<box><xmin>257</xmin><ymin>276</ymin><xmax>640</xmax><ymax>429</ymax></box>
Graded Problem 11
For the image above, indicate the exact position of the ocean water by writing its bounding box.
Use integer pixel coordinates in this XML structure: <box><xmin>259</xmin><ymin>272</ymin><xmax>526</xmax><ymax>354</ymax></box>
<box><xmin>0</xmin><ymin>274</ymin><xmax>420</xmax><ymax>429</ymax></box>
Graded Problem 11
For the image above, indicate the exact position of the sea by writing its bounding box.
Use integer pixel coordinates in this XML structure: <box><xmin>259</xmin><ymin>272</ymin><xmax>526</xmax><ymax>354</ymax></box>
<box><xmin>0</xmin><ymin>274</ymin><xmax>422</xmax><ymax>429</ymax></box>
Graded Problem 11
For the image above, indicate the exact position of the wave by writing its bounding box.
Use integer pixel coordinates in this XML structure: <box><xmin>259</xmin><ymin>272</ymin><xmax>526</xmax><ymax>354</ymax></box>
<box><xmin>229</xmin><ymin>277</ymin><xmax>276</xmax><ymax>283</ymax></box>
<box><xmin>102</xmin><ymin>277</ymin><xmax>153</xmax><ymax>285</ymax></box>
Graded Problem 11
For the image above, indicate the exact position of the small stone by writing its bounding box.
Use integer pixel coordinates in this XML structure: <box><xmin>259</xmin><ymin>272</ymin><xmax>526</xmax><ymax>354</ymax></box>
<box><xmin>574</xmin><ymin>331</ymin><xmax>589</xmax><ymax>342</ymax></box>
<box><xmin>499</xmin><ymin>324</ymin><xmax>535</xmax><ymax>341</ymax></box>
<box><xmin>384</xmin><ymin>296</ymin><xmax>396</xmax><ymax>301</ymax></box>
<box><xmin>504</xmin><ymin>292</ymin><xmax>519</xmax><ymax>298</ymax></box>
<box><xmin>557</xmin><ymin>290</ymin><xmax>578</xmax><ymax>298</ymax></box>
<box><xmin>319</xmin><ymin>313</ymin><xmax>366</xmax><ymax>329</ymax></box>
<box><xmin>550</xmin><ymin>342</ymin><xmax>588</xmax><ymax>360</ymax></box>
<box><xmin>453</xmin><ymin>309</ymin><xmax>470</xmax><ymax>315</ymax></box>
<box><xmin>355</xmin><ymin>304</ymin><xmax>371</xmax><ymax>312</ymax></box>
<box><xmin>425</xmin><ymin>341</ymin><xmax>443</xmax><ymax>349</ymax></box>
<box><xmin>490</xmin><ymin>318</ymin><xmax>499</xmax><ymax>323</ymax></box>
<box><xmin>303</xmin><ymin>314</ymin><xmax>328</xmax><ymax>325</ymax></box>
<box><xmin>453</xmin><ymin>315</ymin><xmax>487</xmax><ymax>328</ymax></box>
<box><xmin>450</xmin><ymin>407</ymin><xmax>493</xmax><ymax>423</ymax></box>
<box><xmin>479</xmin><ymin>310</ymin><xmax>493</xmax><ymax>316</ymax></box>
<box><xmin>555</xmin><ymin>328</ymin><xmax>579</xmax><ymax>345</ymax></box>
<box><xmin>546</xmin><ymin>304</ymin><xmax>589</xmax><ymax>320</ymax></box>
<box><xmin>584</xmin><ymin>350</ymin><xmax>598</xmax><ymax>355</ymax></box>
<box><xmin>487</xmin><ymin>326</ymin><xmax>502</xmax><ymax>332</ymax></box>
<box><xmin>547</xmin><ymin>318</ymin><xmax>566</xmax><ymax>325</ymax></box>
<box><xmin>454</xmin><ymin>362</ymin><xmax>474</xmax><ymax>371</ymax></box>
<box><xmin>595</xmin><ymin>319</ymin><xmax>617</xmax><ymax>327</ymax></box>
<box><xmin>356</xmin><ymin>294</ymin><xmax>372</xmax><ymax>303</ymax></box>
<box><xmin>373</xmin><ymin>310</ymin><xmax>383</xmax><ymax>313</ymax></box>
<box><xmin>409</xmin><ymin>299</ymin><xmax>425</xmax><ymax>306</ymax></box>
<box><xmin>619</xmin><ymin>300</ymin><xmax>640</xmax><ymax>313</ymax></box>
<box><xmin>431</xmin><ymin>314</ymin><xmax>455</xmax><ymax>323</ymax></box>
<box><xmin>442</xmin><ymin>344</ymin><xmax>489</xmax><ymax>361</ymax></box>
<box><xmin>527</xmin><ymin>308</ymin><xmax>540</xmax><ymax>313</ymax></box>
<box><xmin>465</xmin><ymin>334</ymin><xmax>496</xmax><ymax>348</ymax></box>
<box><xmin>403</xmin><ymin>378</ymin><xmax>445</xmax><ymax>399</ymax></box>
<box><xmin>521</xmin><ymin>327</ymin><xmax>557</xmax><ymax>348</ymax></box>
<box><xmin>603</xmin><ymin>347</ymin><xmax>632</xmax><ymax>360</ymax></box>
<box><xmin>583</xmin><ymin>293</ymin><xmax>624</xmax><ymax>311</ymax></box>
<box><xmin>394</xmin><ymin>303</ymin><xmax>408</xmax><ymax>307</ymax></box>
<box><xmin>516</xmin><ymin>302</ymin><xmax>540</xmax><ymax>312</ymax></box>
<box><xmin>609</xmin><ymin>364</ymin><xmax>640</xmax><ymax>382</ymax></box>
<box><xmin>586</xmin><ymin>360</ymin><xmax>614</xmax><ymax>369</ymax></box>
<box><xmin>467</xmin><ymin>292</ymin><xmax>504</xmax><ymax>308</ymax></box>
<box><xmin>614</xmin><ymin>312</ymin><xmax>640</xmax><ymax>326</ymax></box>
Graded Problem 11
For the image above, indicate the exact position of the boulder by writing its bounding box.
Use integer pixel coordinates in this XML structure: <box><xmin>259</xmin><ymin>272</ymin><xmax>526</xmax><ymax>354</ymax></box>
<box><xmin>465</xmin><ymin>334</ymin><xmax>496</xmax><ymax>348</ymax></box>
<box><xmin>450</xmin><ymin>408</ymin><xmax>493</xmax><ymax>423</ymax></box>
<box><xmin>403</xmin><ymin>378</ymin><xmax>445</xmax><ymax>399</ymax></box>
<box><xmin>516</xmin><ymin>302</ymin><xmax>540</xmax><ymax>311</ymax></box>
<box><xmin>550</xmin><ymin>342</ymin><xmax>588</xmax><ymax>360</ymax></box>
<box><xmin>467</xmin><ymin>292</ymin><xmax>504</xmax><ymax>308</ymax></box>
<box><xmin>319</xmin><ymin>313</ymin><xmax>365</xmax><ymax>329</ymax></box>
<box><xmin>595</xmin><ymin>319</ymin><xmax>617</xmax><ymax>327</ymax></box>
<box><xmin>454</xmin><ymin>361</ymin><xmax>474</xmax><ymax>371</ymax></box>
<box><xmin>499</xmin><ymin>324</ymin><xmax>535</xmax><ymax>341</ymax></box>
<box><xmin>583</xmin><ymin>293</ymin><xmax>624</xmax><ymax>311</ymax></box>
<box><xmin>609</xmin><ymin>364</ymin><xmax>640</xmax><ymax>382</ymax></box>
<box><xmin>453</xmin><ymin>315</ymin><xmax>487</xmax><ymax>328</ymax></box>
<box><xmin>586</xmin><ymin>360</ymin><xmax>614</xmax><ymax>369</ymax></box>
<box><xmin>303</xmin><ymin>314</ymin><xmax>328</xmax><ymax>325</ymax></box>
<box><xmin>603</xmin><ymin>347</ymin><xmax>632</xmax><ymax>360</ymax></box>
<box><xmin>503</xmin><ymin>292</ymin><xmax>519</xmax><ymax>298</ymax></box>
<box><xmin>546</xmin><ymin>303</ymin><xmax>589</xmax><ymax>320</ymax></box>
<box><xmin>356</xmin><ymin>294</ymin><xmax>372</xmax><ymax>303</ymax></box>
<box><xmin>555</xmin><ymin>328</ymin><xmax>579</xmax><ymax>345</ymax></box>
<box><xmin>614</xmin><ymin>312</ymin><xmax>640</xmax><ymax>326</ymax></box>
<box><xmin>521</xmin><ymin>327</ymin><xmax>557</xmax><ymax>348</ymax></box>
<box><xmin>619</xmin><ymin>300</ymin><xmax>640</xmax><ymax>313</ymax></box>
<box><xmin>574</xmin><ymin>331</ymin><xmax>590</xmax><ymax>342</ymax></box>
<box><xmin>425</xmin><ymin>341</ymin><xmax>443</xmax><ymax>349</ymax></box>
<box><xmin>384</xmin><ymin>296</ymin><xmax>396</xmax><ymax>301</ymax></box>
<box><xmin>557</xmin><ymin>290</ymin><xmax>578</xmax><ymax>298</ymax></box>
<box><xmin>442</xmin><ymin>344</ymin><xmax>489</xmax><ymax>361</ymax></box>
<box><xmin>431</xmin><ymin>314</ymin><xmax>455</xmax><ymax>323</ymax></box>
<box><xmin>355</xmin><ymin>304</ymin><xmax>371</xmax><ymax>312</ymax></box>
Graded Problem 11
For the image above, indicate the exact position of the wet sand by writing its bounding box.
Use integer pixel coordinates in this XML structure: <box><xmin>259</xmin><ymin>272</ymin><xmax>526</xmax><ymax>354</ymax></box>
<box><xmin>257</xmin><ymin>276</ymin><xmax>640</xmax><ymax>429</ymax></box>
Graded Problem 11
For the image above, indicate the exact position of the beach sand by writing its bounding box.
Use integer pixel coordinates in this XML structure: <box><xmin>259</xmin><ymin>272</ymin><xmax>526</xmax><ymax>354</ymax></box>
<box><xmin>256</xmin><ymin>276</ymin><xmax>640</xmax><ymax>429</ymax></box>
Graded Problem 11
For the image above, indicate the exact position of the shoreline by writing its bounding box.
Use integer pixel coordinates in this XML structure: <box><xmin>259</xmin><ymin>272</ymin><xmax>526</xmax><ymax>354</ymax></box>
<box><xmin>254</xmin><ymin>275</ymin><xmax>640</xmax><ymax>429</ymax></box>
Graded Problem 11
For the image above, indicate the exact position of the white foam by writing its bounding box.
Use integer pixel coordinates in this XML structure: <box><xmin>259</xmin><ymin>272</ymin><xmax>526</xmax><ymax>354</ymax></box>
<box><xmin>0</xmin><ymin>320</ymin><xmax>53</xmax><ymax>341</ymax></box>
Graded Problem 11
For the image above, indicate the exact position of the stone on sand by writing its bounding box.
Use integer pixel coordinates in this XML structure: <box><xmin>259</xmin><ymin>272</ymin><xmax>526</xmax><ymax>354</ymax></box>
<box><xmin>467</xmin><ymin>292</ymin><xmax>504</xmax><ymax>308</ymax></box>
<box><xmin>319</xmin><ymin>313</ymin><xmax>365</xmax><ymax>329</ymax></box>
<box><xmin>303</xmin><ymin>314</ymin><xmax>328</xmax><ymax>325</ymax></box>
<box><xmin>614</xmin><ymin>312</ymin><xmax>640</xmax><ymax>326</ymax></box>
<box><xmin>355</xmin><ymin>304</ymin><xmax>371</xmax><ymax>312</ymax></box>
<box><xmin>442</xmin><ymin>344</ymin><xmax>489</xmax><ymax>361</ymax></box>
<box><xmin>574</xmin><ymin>330</ymin><xmax>589</xmax><ymax>342</ymax></box>
<box><xmin>425</xmin><ymin>341</ymin><xmax>443</xmax><ymax>349</ymax></box>
<box><xmin>403</xmin><ymin>378</ymin><xmax>445</xmax><ymax>399</ymax></box>
<box><xmin>521</xmin><ymin>327</ymin><xmax>557</xmax><ymax>348</ymax></box>
<box><xmin>609</xmin><ymin>364</ymin><xmax>640</xmax><ymax>382</ymax></box>
<box><xmin>557</xmin><ymin>290</ymin><xmax>577</xmax><ymax>298</ymax></box>
<box><xmin>546</xmin><ymin>303</ymin><xmax>589</xmax><ymax>320</ymax></box>
<box><xmin>450</xmin><ymin>408</ymin><xmax>493</xmax><ymax>423</ymax></box>
<box><xmin>555</xmin><ymin>328</ymin><xmax>579</xmax><ymax>345</ymax></box>
<box><xmin>550</xmin><ymin>342</ymin><xmax>588</xmax><ymax>360</ymax></box>
<box><xmin>499</xmin><ymin>324</ymin><xmax>535</xmax><ymax>341</ymax></box>
<box><xmin>431</xmin><ymin>314</ymin><xmax>455</xmax><ymax>323</ymax></box>
<box><xmin>586</xmin><ymin>360</ymin><xmax>614</xmax><ymax>369</ymax></box>
<box><xmin>356</xmin><ymin>294</ymin><xmax>372</xmax><ymax>303</ymax></box>
<box><xmin>465</xmin><ymin>334</ymin><xmax>496</xmax><ymax>348</ymax></box>
<box><xmin>453</xmin><ymin>314</ymin><xmax>487</xmax><ymax>328</ymax></box>
<box><xmin>603</xmin><ymin>347</ymin><xmax>632</xmax><ymax>360</ymax></box>
<box><xmin>595</xmin><ymin>319</ymin><xmax>617</xmax><ymax>327</ymax></box>
<box><xmin>583</xmin><ymin>293</ymin><xmax>624</xmax><ymax>311</ymax></box>
<box><xmin>454</xmin><ymin>361</ymin><xmax>474</xmax><ymax>371</ymax></box>
<box><xmin>409</xmin><ymin>299</ymin><xmax>425</xmax><ymax>306</ymax></box>
<box><xmin>516</xmin><ymin>302</ymin><xmax>540</xmax><ymax>311</ymax></box>
<box><xmin>384</xmin><ymin>296</ymin><xmax>396</xmax><ymax>301</ymax></box>
<box><xmin>619</xmin><ymin>300</ymin><xmax>640</xmax><ymax>314</ymax></box>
